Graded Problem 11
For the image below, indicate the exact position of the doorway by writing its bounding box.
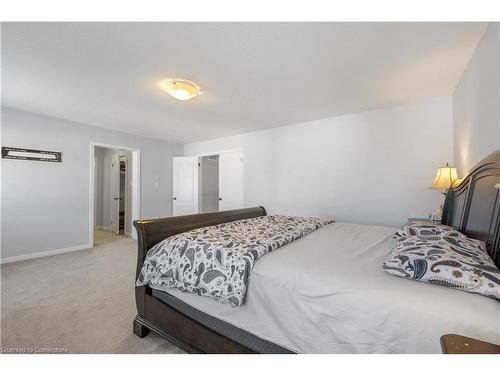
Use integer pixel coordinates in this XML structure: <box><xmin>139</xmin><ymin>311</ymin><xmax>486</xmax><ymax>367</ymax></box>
<box><xmin>172</xmin><ymin>150</ymin><xmax>243</xmax><ymax>216</ymax></box>
<box><xmin>200</xmin><ymin>155</ymin><xmax>219</xmax><ymax>213</ymax></box>
<box><xmin>90</xmin><ymin>143</ymin><xmax>141</xmax><ymax>247</ymax></box>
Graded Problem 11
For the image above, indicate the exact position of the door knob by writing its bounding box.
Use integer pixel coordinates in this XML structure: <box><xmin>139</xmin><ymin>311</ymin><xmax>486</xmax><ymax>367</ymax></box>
<box><xmin>173</xmin><ymin>197</ymin><xmax>177</xmax><ymax>200</ymax></box>
<box><xmin>218</xmin><ymin>198</ymin><xmax>222</xmax><ymax>201</ymax></box>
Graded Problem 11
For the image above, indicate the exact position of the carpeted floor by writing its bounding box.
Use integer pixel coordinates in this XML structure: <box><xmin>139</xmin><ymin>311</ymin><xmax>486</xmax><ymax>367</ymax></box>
<box><xmin>0</xmin><ymin>230</ymin><xmax>185</xmax><ymax>354</ymax></box>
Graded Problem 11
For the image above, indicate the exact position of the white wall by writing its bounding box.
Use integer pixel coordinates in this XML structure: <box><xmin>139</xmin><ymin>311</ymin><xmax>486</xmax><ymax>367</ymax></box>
<box><xmin>1</xmin><ymin>107</ymin><xmax>183</xmax><ymax>261</ymax></box>
<box><xmin>185</xmin><ymin>97</ymin><xmax>453</xmax><ymax>227</ymax></box>
<box><xmin>453</xmin><ymin>23</ymin><xmax>500</xmax><ymax>175</ymax></box>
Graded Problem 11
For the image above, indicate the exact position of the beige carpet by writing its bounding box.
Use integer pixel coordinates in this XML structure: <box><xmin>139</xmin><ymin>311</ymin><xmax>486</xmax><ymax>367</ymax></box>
<box><xmin>0</xmin><ymin>230</ymin><xmax>185</xmax><ymax>354</ymax></box>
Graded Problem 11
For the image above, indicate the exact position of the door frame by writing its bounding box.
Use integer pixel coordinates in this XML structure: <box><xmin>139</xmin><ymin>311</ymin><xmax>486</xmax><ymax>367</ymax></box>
<box><xmin>89</xmin><ymin>142</ymin><xmax>142</xmax><ymax>247</ymax></box>
<box><xmin>196</xmin><ymin>148</ymin><xmax>243</xmax><ymax>158</ymax></box>
<box><xmin>195</xmin><ymin>148</ymin><xmax>244</xmax><ymax>211</ymax></box>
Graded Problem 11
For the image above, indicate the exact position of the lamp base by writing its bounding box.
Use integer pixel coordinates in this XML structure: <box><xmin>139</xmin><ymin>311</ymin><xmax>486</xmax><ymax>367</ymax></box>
<box><xmin>429</xmin><ymin>208</ymin><xmax>442</xmax><ymax>222</ymax></box>
<box><xmin>429</xmin><ymin>193</ymin><xmax>446</xmax><ymax>222</ymax></box>
<box><xmin>437</xmin><ymin>204</ymin><xmax>443</xmax><ymax>221</ymax></box>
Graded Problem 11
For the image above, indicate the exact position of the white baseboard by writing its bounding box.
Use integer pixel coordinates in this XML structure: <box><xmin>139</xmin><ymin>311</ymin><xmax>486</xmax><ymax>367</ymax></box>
<box><xmin>0</xmin><ymin>244</ymin><xmax>91</xmax><ymax>265</ymax></box>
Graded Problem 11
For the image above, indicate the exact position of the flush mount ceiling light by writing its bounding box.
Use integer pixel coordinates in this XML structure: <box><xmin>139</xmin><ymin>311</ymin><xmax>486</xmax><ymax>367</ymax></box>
<box><xmin>159</xmin><ymin>79</ymin><xmax>201</xmax><ymax>101</ymax></box>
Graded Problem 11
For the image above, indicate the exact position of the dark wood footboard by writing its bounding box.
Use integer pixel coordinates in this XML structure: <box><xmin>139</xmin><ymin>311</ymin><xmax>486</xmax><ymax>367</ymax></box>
<box><xmin>132</xmin><ymin>207</ymin><xmax>269</xmax><ymax>354</ymax></box>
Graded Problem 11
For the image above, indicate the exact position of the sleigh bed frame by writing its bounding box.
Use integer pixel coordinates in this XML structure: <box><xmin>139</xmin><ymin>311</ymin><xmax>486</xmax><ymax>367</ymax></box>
<box><xmin>132</xmin><ymin>150</ymin><xmax>500</xmax><ymax>354</ymax></box>
<box><xmin>132</xmin><ymin>206</ymin><xmax>285</xmax><ymax>353</ymax></box>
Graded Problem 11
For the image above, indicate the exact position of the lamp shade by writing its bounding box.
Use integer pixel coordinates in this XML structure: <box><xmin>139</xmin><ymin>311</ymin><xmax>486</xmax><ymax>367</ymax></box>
<box><xmin>431</xmin><ymin>163</ymin><xmax>458</xmax><ymax>190</ymax></box>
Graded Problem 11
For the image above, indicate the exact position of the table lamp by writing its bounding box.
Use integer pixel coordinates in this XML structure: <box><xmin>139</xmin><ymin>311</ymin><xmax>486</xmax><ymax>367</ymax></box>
<box><xmin>430</xmin><ymin>162</ymin><xmax>459</xmax><ymax>220</ymax></box>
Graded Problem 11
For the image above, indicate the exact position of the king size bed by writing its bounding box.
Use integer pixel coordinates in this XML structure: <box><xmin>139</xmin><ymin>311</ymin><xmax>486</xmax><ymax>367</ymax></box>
<box><xmin>132</xmin><ymin>151</ymin><xmax>500</xmax><ymax>354</ymax></box>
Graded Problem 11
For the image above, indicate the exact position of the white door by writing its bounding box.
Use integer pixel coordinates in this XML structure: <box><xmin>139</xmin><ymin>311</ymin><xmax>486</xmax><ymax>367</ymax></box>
<box><xmin>110</xmin><ymin>153</ymin><xmax>121</xmax><ymax>235</ymax></box>
<box><xmin>219</xmin><ymin>151</ymin><xmax>244</xmax><ymax>211</ymax></box>
<box><xmin>173</xmin><ymin>156</ymin><xmax>199</xmax><ymax>216</ymax></box>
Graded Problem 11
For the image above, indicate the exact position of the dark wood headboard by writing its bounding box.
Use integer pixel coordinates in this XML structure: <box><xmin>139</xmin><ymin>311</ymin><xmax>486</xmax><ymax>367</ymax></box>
<box><xmin>441</xmin><ymin>149</ymin><xmax>500</xmax><ymax>267</ymax></box>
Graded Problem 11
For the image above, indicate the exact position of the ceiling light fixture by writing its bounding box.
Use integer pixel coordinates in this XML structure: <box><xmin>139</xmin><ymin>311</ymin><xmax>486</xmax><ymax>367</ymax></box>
<box><xmin>159</xmin><ymin>79</ymin><xmax>201</xmax><ymax>101</ymax></box>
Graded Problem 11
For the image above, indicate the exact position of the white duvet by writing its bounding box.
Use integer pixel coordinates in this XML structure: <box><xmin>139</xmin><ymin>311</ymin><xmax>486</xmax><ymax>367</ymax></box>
<box><xmin>153</xmin><ymin>222</ymin><xmax>500</xmax><ymax>353</ymax></box>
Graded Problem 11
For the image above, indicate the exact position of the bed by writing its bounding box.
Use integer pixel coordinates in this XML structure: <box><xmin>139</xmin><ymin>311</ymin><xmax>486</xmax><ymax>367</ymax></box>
<box><xmin>132</xmin><ymin>150</ymin><xmax>500</xmax><ymax>353</ymax></box>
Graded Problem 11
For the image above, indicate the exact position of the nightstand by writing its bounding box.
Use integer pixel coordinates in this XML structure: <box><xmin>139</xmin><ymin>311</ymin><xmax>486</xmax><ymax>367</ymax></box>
<box><xmin>408</xmin><ymin>217</ymin><xmax>441</xmax><ymax>224</ymax></box>
<box><xmin>440</xmin><ymin>334</ymin><xmax>500</xmax><ymax>354</ymax></box>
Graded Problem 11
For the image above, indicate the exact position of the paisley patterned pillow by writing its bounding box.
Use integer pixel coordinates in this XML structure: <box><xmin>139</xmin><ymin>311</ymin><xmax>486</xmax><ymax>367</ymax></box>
<box><xmin>383</xmin><ymin>233</ymin><xmax>500</xmax><ymax>300</ymax></box>
<box><xmin>394</xmin><ymin>222</ymin><xmax>467</xmax><ymax>242</ymax></box>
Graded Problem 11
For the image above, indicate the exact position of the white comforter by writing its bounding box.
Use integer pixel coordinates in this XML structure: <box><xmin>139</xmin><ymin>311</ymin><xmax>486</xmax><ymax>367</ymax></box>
<box><xmin>153</xmin><ymin>222</ymin><xmax>500</xmax><ymax>353</ymax></box>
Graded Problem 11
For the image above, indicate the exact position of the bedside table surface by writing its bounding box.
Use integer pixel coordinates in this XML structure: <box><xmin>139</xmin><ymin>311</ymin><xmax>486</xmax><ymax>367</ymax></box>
<box><xmin>408</xmin><ymin>217</ymin><xmax>441</xmax><ymax>224</ymax></box>
<box><xmin>441</xmin><ymin>334</ymin><xmax>500</xmax><ymax>354</ymax></box>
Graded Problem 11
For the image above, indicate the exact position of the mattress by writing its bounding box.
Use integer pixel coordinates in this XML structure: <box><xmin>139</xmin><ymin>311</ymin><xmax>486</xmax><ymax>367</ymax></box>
<box><xmin>151</xmin><ymin>222</ymin><xmax>500</xmax><ymax>353</ymax></box>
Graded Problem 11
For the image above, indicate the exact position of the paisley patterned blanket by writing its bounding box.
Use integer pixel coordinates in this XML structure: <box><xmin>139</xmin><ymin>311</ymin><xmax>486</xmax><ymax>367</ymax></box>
<box><xmin>137</xmin><ymin>215</ymin><xmax>334</xmax><ymax>307</ymax></box>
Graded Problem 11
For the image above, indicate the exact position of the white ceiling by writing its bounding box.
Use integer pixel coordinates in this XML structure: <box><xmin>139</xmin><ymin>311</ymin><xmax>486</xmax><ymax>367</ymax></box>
<box><xmin>1</xmin><ymin>22</ymin><xmax>487</xmax><ymax>144</ymax></box>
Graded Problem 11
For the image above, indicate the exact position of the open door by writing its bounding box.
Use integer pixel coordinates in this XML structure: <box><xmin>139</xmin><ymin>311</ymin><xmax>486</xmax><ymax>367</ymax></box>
<box><xmin>219</xmin><ymin>151</ymin><xmax>243</xmax><ymax>211</ymax></box>
<box><xmin>173</xmin><ymin>156</ymin><xmax>199</xmax><ymax>216</ymax></box>
<box><xmin>110</xmin><ymin>153</ymin><xmax>121</xmax><ymax>234</ymax></box>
